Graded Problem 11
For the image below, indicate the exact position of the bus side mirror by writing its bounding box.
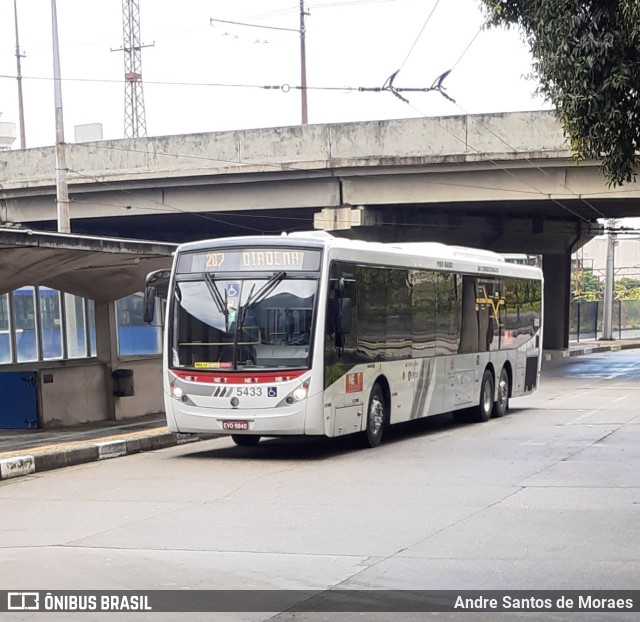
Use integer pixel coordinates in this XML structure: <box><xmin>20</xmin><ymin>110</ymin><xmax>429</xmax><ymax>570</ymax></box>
<box><xmin>336</xmin><ymin>278</ymin><xmax>352</xmax><ymax>336</ymax></box>
<box><xmin>143</xmin><ymin>286</ymin><xmax>157</xmax><ymax>324</ymax></box>
<box><xmin>143</xmin><ymin>268</ymin><xmax>171</xmax><ymax>325</ymax></box>
<box><xmin>327</xmin><ymin>278</ymin><xmax>352</xmax><ymax>347</ymax></box>
<box><xmin>326</xmin><ymin>298</ymin><xmax>336</xmax><ymax>335</ymax></box>
<box><xmin>339</xmin><ymin>298</ymin><xmax>352</xmax><ymax>335</ymax></box>
<box><xmin>334</xmin><ymin>297</ymin><xmax>352</xmax><ymax>348</ymax></box>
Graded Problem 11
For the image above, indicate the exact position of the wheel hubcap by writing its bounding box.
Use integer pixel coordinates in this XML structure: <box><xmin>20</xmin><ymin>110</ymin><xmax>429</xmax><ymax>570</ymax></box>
<box><xmin>369</xmin><ymin>397</ymin><xmax>384</xmax><ymax>436</ymax></box>
<box><xmin>498</xmin><ymin>378</ymin><xmax>508</xmax><ymax>406</ymax></box>
<box><xmin>483</xmin><ymin>379</ymin><xmax>493</xmax><ymax>413</ymax></box>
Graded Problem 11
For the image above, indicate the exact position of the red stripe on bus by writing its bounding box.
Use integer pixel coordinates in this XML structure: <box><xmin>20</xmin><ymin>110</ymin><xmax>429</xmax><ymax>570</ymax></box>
<box><xmin>170</xmin><ymin>369</ymin><xmax>306</xmax><ymax>384</ymax></box>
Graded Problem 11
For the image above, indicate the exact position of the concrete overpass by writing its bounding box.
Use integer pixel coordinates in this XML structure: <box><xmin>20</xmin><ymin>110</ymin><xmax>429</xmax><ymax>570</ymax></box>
<box><xmin>2</xmin><ymin>110</ymin><xmax>640</xmax><ymax>348</ymax></box>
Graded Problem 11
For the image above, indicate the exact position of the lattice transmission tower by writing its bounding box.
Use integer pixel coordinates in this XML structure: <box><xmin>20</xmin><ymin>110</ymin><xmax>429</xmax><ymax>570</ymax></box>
<box><xmin>112</xmin><ymin>0</ymin><xmax>153</xmax><ymax>138</ymax></box>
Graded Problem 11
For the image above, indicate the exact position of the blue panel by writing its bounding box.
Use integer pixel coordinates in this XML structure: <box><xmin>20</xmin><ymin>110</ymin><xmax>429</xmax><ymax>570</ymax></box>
<box><xmin>118</xmin><ymin>325</ymin><xmax>160</xmax><ymax>356</ymax></box>
<box><xmin>0</xmin><ymin>371</ymin><xmax>38</xmax><ymax>429</ymax></box>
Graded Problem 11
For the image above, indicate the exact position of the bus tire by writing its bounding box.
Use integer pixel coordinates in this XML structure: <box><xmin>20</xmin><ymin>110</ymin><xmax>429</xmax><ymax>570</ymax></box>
<box><xmin>492</xmin><ymin>366</ymin><xmax>510</xmax><ymax>418</ymax></box>
<box><xmin>231</xmin><ymin>434</ymin><xmax>261</xmax><ymax>447</ymax></box>
<box><xmin>473</xmin><ymin>369</ymin><xmax>494</xmax><ymax>423</ymax></box>
<box><xmin>362</xmin><ymin>383</ymin><xmax>387</xmax><ymax>448</ymax></box>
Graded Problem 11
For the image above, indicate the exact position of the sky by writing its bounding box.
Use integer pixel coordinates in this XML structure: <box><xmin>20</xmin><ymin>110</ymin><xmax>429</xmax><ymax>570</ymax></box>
<box><xmin>0</xmin><ymin>0</ymin><xmax>552</xmax><ymax>149</ymax></box>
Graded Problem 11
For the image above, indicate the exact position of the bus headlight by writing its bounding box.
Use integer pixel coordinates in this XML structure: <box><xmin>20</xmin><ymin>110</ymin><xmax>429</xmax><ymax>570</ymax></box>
<box><xmin>280</xmin><ymin>381</ymin><xmax>310</xmax><ymax>406</ymax></box>
<box><xmin>292</xmin><ymin>385</ymin><xmax>308</xmax><ymax>401</ymax></box>
<box><xmin>169</xmin><ymin>380</ymin><xmax>197</xmax><ymax>406</ymax></box>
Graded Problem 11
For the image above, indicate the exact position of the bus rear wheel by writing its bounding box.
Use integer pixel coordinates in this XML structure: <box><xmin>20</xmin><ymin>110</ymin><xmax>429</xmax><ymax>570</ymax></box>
<box><xmin>231</xmin><ymin>434</ymin><xmax>261</xmax><ymax>447</ymax></box>
<box><xmin>473</xmin><ymin>369</ymin><xmax>494</xmax><ymax>423</ymax></box>
<box><xmin>362</xmin><ymin>383</ymin><xmax>387</xmax><ymax>448</ymax></box>
<box><xmin>492</xmin><ymin>367</ymin><xmax>510</xmax><ymax>418</ymax></box>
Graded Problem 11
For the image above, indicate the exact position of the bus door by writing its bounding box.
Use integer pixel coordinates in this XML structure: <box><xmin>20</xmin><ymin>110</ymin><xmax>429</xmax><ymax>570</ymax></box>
<box><xmin>452</xmin><ymin>275</ymin><xmax>485</xmax><ymax>407</ymax></box>
<box><xmin>324</xmin><ymin>273</ymin><xmax>362</xmax><ymax>437</ymax></box>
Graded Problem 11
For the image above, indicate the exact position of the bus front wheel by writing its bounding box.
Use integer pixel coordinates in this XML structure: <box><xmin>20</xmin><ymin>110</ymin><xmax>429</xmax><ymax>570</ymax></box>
<box><xmin>362</xmin><ymin>383</ymin><xmax>387</xmax><ymax>448</ymax></box>
<box><xmin>231</xmin><ymin>434</ymin><xmax>261</xmax><ymax>447</ymax></box>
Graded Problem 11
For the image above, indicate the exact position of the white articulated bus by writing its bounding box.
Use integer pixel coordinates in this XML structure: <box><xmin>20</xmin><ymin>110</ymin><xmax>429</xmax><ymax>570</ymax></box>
<box><xmin>144</xmin><ymin>232</ymin><xmax>543</xmax><ymax>448</ymax></box>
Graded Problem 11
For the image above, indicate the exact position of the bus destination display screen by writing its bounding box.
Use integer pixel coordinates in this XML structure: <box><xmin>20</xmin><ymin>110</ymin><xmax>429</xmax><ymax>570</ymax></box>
<box><xmin>177</xmin><ymin>248</ymin><xmax>322</xmax><ymax>273</ymax></box>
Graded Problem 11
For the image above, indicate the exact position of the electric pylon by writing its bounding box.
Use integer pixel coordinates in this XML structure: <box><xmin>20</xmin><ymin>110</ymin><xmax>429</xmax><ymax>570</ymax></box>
<box><xmin>112</xmin><ymin>0</ymin><xmax>153</xmax><ymax>138</ymax></box>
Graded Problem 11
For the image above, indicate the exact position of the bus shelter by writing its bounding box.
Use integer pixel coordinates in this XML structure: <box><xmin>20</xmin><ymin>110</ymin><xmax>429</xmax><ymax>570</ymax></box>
<box><xmin>0</xmin><ymin>228</ymin><xmax>176</xmax><ymax>429</ymax></box>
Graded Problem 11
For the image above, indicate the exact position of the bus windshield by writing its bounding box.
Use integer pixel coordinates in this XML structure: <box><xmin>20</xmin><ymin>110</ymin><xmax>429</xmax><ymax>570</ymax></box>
<box><xmin>171</xmin><ymin>276</ymin><xmax>317</xmax><ymax>371</ymax></box>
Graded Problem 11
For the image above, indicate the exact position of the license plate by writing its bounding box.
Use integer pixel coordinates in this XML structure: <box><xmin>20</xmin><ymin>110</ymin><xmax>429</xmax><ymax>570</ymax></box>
<box><xmin>222</xmin><ymin>420</ymin><xmax>249</xmax><ymax>431</ymax></box>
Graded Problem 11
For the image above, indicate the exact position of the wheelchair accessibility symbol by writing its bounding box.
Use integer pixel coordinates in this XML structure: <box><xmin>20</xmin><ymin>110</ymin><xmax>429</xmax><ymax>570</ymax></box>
<box><xmin>226</xmin><ymin>282</ymin><xmax>240</xmax><ymax>298</ymax></box>
<box><xmin>268</xmin><ymin>387</ymin><xmax>278</xmax><ymax>397</ymax></box>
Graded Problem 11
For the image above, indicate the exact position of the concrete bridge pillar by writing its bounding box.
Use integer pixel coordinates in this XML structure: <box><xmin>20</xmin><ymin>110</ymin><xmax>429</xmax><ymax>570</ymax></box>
<box><xmin>314</xmin><ymin>206</ymin><xmax>384</xmax><ymax>231</ymax></box>
<box><xmin>542</xmin><ymin>253</ymin><xmax>572</xmax><ymax>350</ymax></box>
<box><xmin>314</xmin><ymin>206</ymin><xmax>363</xmax><ymax>231</ymax></box>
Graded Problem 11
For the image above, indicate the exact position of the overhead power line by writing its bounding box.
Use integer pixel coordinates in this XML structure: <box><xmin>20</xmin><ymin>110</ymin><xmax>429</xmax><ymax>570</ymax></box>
<box><xmin>210</xmin><ymin>17</ymin><xmax>298</xmax><ymax>33</ymax></box>
<box><xmin>398</xmin><ymin>0</ymin><xmax>441</xmax><ymax>71</ymax></box>
<box><xmin>0</xmin><ymin>71</ymin><xmax>458</xmax><ymax>99</ymax></box>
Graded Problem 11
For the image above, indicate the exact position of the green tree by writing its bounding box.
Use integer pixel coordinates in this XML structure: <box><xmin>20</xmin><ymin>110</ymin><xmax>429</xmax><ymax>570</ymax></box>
<box><xmin>479</xmin><ymin>1</ymin><xmax>640</xmax><ymax>186</ymax></box>
<box><xmin>572</xmin><ymin>270</ymin><xmax>601</xmax><ymax>301</ymax></box>
<box><xmin>615</xmin><ymin>278</ymin><xmax>640</xmax><ymax>300</ymax></box>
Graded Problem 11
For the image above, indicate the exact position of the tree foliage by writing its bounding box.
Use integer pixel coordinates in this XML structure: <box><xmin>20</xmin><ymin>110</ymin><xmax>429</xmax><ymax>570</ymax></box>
<box><xmin>572</xmin><ymin>272</ymin><xmax>640</xmax><ymax>301</ymax></box>
<box><xmin>479</xmin><ymin>0</ymin><xmax>640</xmax><ymax>186</ymax></box>
<box><xmin>572</xmin><ymin>270</ymin><xmax>602</xmax><ymax>301</ymax></box>
<box><xmin>615</xmin><ymin>278</ymin><xmax>640</xmax><ymax>300</ymax></box>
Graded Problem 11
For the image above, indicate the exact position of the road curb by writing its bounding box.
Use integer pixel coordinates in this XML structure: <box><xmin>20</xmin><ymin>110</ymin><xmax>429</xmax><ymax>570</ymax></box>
<box><xmin>0</xmin><ymin>431</ymin><xmax>204</xmax><ymax>482</ymax></box>
<box><xmin>0</xmin><ymin>454</ymin><xmax>36</xmax><ymax>479</ymax></box>
<box><xmin>543</xmin><ymin>341</ymin><xmax>638</xmax><ymax>363</ymax></box>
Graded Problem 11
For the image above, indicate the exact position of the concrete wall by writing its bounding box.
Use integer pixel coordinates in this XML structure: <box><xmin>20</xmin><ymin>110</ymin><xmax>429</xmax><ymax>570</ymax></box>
<box><xmin>33</xmin><ymin>357</ymin><xmax>164</xmax><ymax>427</ymax></box>
<box><xmin>38</xmin><ymin>363</ymin><xmax>109</xmax><ymax>427</ymax></box>
<box><xmin>113</xmin><ymin>358</ymin><xmax>164</xmax><ymax>420</ymax></box>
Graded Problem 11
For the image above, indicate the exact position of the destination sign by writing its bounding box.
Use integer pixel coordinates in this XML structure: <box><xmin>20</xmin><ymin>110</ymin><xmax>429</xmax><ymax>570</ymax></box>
<box><xmin>177</xmin><ymin>248</ymin><xmax>321</xmax><ymax>273</ymax></box>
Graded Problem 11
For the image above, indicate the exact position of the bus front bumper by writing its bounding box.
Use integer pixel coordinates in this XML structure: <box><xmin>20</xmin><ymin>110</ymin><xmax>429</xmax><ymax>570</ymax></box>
<box><xmin>165</xmin><ymin>394</ymin><xmax>324</xmax><ymax>436</ymax></box>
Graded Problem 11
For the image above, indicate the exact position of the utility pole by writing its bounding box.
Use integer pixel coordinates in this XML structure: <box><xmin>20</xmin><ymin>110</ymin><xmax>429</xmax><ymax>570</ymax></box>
<box><xmin>299</xmin><ymin>0</ymin><xmax>308</xmax><ymax>125</ymax></box>
<box><xmin>51</xmin><ymin>0</ymin><xmax>70</xmax><ymax>233</ymax></box>
<box><xmin>602</xmin><ymin>218</ymin><xmax>617</xmax><ymax>340</ymax></box>
<box><xmin>112</xmin><ymin>0</ymin><xmax>153</xmax><ymax>138</ymax></box>
<box><xmin>13</xmin><ymin>0</ymin><xmax>26</xmax><ymax>148</ymax></box>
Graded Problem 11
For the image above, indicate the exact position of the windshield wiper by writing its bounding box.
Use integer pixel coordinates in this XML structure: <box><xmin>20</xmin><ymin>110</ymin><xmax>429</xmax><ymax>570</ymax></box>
<box><xmin>232</xmin><ymin>271</ymin><xmax>286</xmax><ymax>368</ymax></box>
<box><xmin>203</xmin><ymin>273</ymin><xmax>229</xmax><ymax>332</ymax></box>
<box><xmin>239</xmin><ymin>271</ymin><xmax>286</xmax><ymax>329</ymax></box>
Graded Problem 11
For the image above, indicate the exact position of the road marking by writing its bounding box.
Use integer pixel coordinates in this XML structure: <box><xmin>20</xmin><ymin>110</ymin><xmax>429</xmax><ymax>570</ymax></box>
<box><xmin>566</xmin><ymin>409</ymin><xmax>599</xmax><ymax>425</ymax></box>
<box><xmin>611</xmin><ymin>394</ymin><xmax>630</xmax><ymax>404</ymax></box>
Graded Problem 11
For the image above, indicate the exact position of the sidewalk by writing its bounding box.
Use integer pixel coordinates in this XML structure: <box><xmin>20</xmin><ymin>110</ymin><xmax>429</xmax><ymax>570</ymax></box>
<box><xmin>2</xmin><ymin>340</ymin><xmax>640</xmax><ymax>482</ymax></box>
<box><xmin>0</xmin><ymin>413</ymin><xmax>214</xmax><ymax>482</ymax></box>
<box><xmin>543</xmin><ymin>338</ymin><xmax>640</xmax><ymax>362</ymax></box>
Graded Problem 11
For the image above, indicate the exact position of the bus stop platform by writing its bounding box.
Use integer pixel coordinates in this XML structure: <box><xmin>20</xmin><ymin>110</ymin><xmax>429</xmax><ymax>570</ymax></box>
<box><xmin>0</xmin><ymin>413</ymin><xmax>215</xmax><ymax>482</ymax></box>
<box><xmin>543</xmin><ymin>338</ymin><xmax>640</xmax><ymax>363</ymax></box>
<box><xmin>1</xmin><ymin>339</ymin><xmax>640</xmax><ymax>482</ymax></box>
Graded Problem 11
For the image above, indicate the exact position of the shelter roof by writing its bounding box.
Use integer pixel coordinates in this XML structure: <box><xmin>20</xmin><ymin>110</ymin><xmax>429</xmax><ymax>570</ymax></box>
<box><xmin>0</xmin><ymin>228</ymin><xmax>176</xmax><ymax>301</ymax></box>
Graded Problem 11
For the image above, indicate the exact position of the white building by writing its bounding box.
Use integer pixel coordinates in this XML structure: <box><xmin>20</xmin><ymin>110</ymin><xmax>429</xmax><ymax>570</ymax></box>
<box><xmin>577</xmin><ymin>236</ymin><xmax>640</xmax><ymax>281</ymax></box>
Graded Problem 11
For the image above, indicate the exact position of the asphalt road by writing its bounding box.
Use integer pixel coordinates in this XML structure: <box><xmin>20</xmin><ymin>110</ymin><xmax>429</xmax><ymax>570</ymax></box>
<box><xmin>1</xmin><ymin>351</ymin><xmax>639</xmax><ymax>621</ymax></box>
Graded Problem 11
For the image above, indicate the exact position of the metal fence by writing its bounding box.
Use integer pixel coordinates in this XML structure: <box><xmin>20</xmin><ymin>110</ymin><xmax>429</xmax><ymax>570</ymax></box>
<box><xmin>570</xmin><ymin>300</ymin><xmax>640</xmax><ymax>341</ymax></box>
